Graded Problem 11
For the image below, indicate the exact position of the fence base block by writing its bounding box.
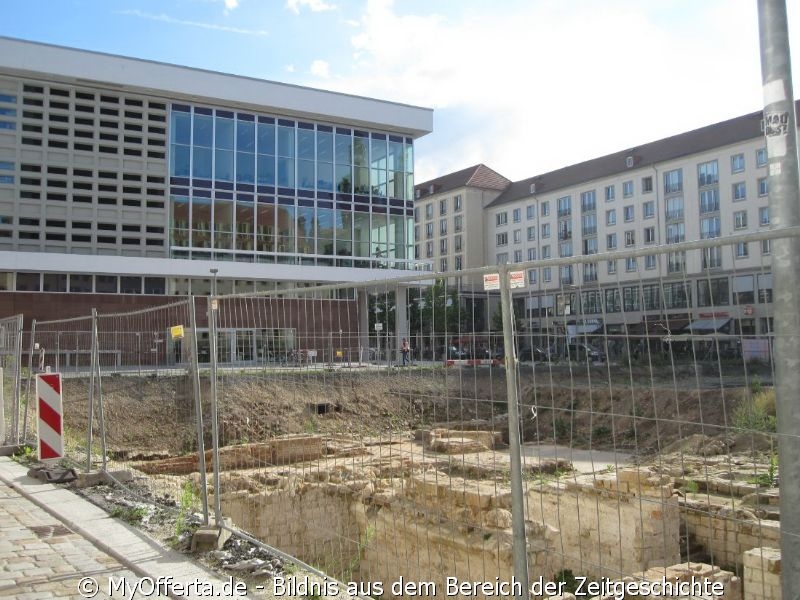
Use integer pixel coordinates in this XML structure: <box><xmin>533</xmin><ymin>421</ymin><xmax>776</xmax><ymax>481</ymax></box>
<box><xmin>192</xmin><ymin>517</ymin><xmax>233</xmax><ymax>552</ymax></box>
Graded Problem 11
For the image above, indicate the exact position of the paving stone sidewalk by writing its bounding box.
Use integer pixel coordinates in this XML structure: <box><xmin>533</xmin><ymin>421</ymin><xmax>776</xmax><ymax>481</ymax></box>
<box><xmin>0</xmin><ymin>457</ymin><xmax>249</xmax><ymax>599</ymax></box>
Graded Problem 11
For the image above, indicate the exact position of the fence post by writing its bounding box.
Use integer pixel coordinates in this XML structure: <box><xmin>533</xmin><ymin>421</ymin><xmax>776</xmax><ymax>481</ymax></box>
<box><xmin>90</xmin><ymin>308</ymin><xmax>109</xmax><ymax>472</ymax></box>
<box><xmin>758</xmin><ymin>0</ymin><xmax>800</xmax><ymax>589</ymax></box>
<box><xmin>188</xmin><ymin>297</ymin><xmax>210</xmax><ymax>525</ymax></box>
<box><xmin>22</xmin><ymin>319</ymin><xmax>38</xmax><ymax>444</ymax></box>
<box><xmin>208</xmin><ymin>295</ymin><xmax>223</xmax><ymax>524</ymax></box>
<box><xmin>499</xmin><ymin>264</ymin><xmax>529</xmax><ymax>597</ymax></box>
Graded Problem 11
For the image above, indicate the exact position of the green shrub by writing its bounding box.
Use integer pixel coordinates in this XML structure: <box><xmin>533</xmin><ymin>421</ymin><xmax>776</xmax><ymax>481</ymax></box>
<box><xmin>733</xmin><ymin>388</ymin><xmax>776</xmax><ymax>432</ymax></box>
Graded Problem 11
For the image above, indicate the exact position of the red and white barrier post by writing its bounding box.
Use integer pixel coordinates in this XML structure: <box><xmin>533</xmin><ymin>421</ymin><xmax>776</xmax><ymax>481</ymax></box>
<box><xmin>35</xmin><ymin>373</ymin><xmax>64</xmax><ymax>461</ymax></box>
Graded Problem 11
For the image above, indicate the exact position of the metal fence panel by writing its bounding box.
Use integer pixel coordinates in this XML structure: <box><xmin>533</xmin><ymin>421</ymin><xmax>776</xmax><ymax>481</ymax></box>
<box><xmin>0</xmin><ymin>314</ymin><xmax>23</xmax><ymax>445</ymax></box>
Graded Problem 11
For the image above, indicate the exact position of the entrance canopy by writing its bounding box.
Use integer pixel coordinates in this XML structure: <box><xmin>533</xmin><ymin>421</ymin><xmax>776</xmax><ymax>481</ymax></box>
<box><xmin>684</xmin><ymin>318</ymin><xmax>731</xmax><ymax>333</ymax></box>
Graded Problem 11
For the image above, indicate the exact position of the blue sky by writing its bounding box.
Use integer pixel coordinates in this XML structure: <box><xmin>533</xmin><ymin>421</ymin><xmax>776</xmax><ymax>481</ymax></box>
<box><xmin>3</xmin><ymin>0</ymin><xmax>800</xmax><ymax>183</ymax></box>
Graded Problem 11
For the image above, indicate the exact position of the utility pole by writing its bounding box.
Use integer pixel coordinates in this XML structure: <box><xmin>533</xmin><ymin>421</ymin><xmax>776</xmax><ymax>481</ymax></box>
<box><xmin>757</xmin><ymin>0</ymin><xmax>800</xmax><ymax>591</ymax></box>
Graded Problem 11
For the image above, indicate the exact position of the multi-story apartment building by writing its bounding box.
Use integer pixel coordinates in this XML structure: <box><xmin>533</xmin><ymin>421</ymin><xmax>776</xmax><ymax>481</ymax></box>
<box><xmin>412</xmin><ymin>164</ymin><xmax>510</xmax><ymax>277</ymax></box>
<box><xmin>0</xmin><ymin>38</ymin><xmax>432</xmax><ymax>328</ymax></box>
<box><xmin>419</xmin><ymin>106</ymin><xmax>785</xmax><ymax>346</ymax></box>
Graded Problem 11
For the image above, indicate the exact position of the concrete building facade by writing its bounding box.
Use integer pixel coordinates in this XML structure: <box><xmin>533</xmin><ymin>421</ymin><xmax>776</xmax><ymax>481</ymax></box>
<box><xmin>0</xmin><ymin>37</ymin><xmax>432</xmax><ymax>327</ymax></box>
<box><xmin>415</xmin><ymin>107</ymin><xmax>783</xmax><ymax>352</ymax></box>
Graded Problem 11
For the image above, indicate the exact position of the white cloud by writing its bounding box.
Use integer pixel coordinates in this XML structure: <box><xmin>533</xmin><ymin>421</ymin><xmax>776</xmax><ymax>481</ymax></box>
<box><xmin>285</xmin><ymin>64</ymin><xmax>296</xmax><ymax>73</ymax></box>
<box><xmin>310</xmin><ymin>59</ymin><xmax>330</xmax><ymax>78</ymax></box>
<box><xmin>299</xmin><ymin>0</ymin><xmax>786</xmax><ymax>182</ymax></box>
<box><xmin>286</xmin><ymin>0</ymin><xmax>336</xmax><ymax>15</ymax></box>
<box><xmin>223</xmin><ymin>0</ymin><xmax>240</xmax><ymax>9</ymax></box>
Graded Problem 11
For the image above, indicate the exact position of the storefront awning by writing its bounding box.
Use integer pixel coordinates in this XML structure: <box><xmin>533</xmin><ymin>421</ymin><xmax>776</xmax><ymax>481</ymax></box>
<box><xmin>685</xmin><ymin>318</ymin><xmax>731</xmax><ymax>333</ymax></box>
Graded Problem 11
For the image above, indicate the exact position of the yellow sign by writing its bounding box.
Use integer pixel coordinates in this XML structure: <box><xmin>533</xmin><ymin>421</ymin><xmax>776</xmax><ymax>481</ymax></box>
<box><xmin>170</xmin><ymin>325</ymin><xmax>185</xmax><ymax>340</ymax></box>
<box><xmin>335</xmin><ymin>350</ymin><xmax>343</xmax><ymax>358</ymax></box>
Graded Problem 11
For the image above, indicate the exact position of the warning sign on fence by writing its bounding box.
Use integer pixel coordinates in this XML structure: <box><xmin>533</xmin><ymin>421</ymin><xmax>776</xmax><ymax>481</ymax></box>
<box><xmin>36</xmin><ymin>373</ymin><xmax>64</xmax><ymax>461</ymax></box>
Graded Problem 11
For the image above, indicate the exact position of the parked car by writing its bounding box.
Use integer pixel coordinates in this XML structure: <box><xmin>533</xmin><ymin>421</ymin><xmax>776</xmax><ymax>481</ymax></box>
<box><xmin>565</xmin><ymin>342</ymin><xmax>606</xmax><ymax>362</ymax></box>
<box><xmin>531</xmin><ymin>346</ymin><xmax>556</xmax><ymax>362</ymax></box>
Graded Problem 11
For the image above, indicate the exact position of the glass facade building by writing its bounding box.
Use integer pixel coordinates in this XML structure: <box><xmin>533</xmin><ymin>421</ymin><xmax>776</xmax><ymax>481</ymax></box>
<box><xmin>168</xmin><ymin>104</ymin><xmax>416</xmax><ymax>268</ymax></box>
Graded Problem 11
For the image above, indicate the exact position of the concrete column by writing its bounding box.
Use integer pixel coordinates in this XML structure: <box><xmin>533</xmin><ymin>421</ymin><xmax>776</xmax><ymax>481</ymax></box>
<box><xmin>357</xmin><ymin>289</ymin><xmax>370</xmax><ymax>363</ymax></box>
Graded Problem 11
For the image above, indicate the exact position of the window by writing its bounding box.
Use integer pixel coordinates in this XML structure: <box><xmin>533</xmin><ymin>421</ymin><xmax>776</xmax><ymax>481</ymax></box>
<box><xmin>425</xmin><ymin>203</ymin><xmax>433</xmax><ymax>219</ymax></box>
<box><xmin>527</xmin><ymin>247</ymin><xmax>537</xmax><ymax>260</ymax></box>
<box><xmin>541</xmin><ymin>245</ymin><xmax>551</xmax><ymax>259</ymax></box>
<box><xmin>454</xmin><ymin>235</ymin><xmax>462</xmax><ymax>251</ymax></box>
<box><xmin>668</xmin><ymin>251</ymin><xmax>686</xmax><ymax>274</ymax></box>
<box><xmin>526</xmin><ymin>204</ymin><xmax>536</xmax><ymax>219</ymax></box>
<box><xmin>762</xmin><ymin>239</ymin><xmax>771</xmax><ymax>255</ymax></box>
<box><xmin>559</xmin><ymin>241</ymin><xmax>573</xmax><ymax>257</ymax></box>
<box><xmin>439</xmin><ymin>219</ymin><xmax>447</xmax><ymax>235</ymax></box>
<box><xmin>664</xmin><ymin>281</ymin><xmax>691</xmax><ymax>308</ymax></box>
<box><xmin>644</xmin><ymin>226</ymin><xmax>656</xmax><ymax>244</ymax></box>
<box><xmin>642</xmin><ymin>200</ymin><xmax>654</xmax><ymax>219</ymax></box>
<box><xmin>581</xmin><ymin>213</ymin><xmax>597</xmax><ymax>236</ymax></box>
<box><xmin>756</xmin><ymin>147</ymin><xmax>767</xmax><ymax>167</ymax></box>
<box><xmin>699</xmin><ymin>188</ymin><xmax>720</xmax><ymax>213</ymax></box>
<box><xmin>582</xmin><ymin>237</ymin><xmax>598</xmax><ymax>255</ymax></box>
<box><xmin>557</xmin><ymin>196</ymin><xmax>572</xmax><ymax>217</ymax></box>
<box><xmin>665</xmin><ymin>196</ymin><xmax>684</xmax><ymax>221</ymax></box>
<box><xmin>623</xmin><ymin>205</ymin><xmax>634</xmax><ymax>222</ymax></box>
<box><xmin>758</xmin><ymin>273</ymin><xmax>773</xmax><ymax>303</ymax></box>
<box><xmin>454</xmin><ymin>215</ymin><xmax>463</xmax><ymax>232</ymax></box>
<box><xmin>698</xmin><ymin>278</ymin><xmax>730</xmax><ymax>307</ymax></box>
<box><xmin>527</xmin><ymin>226</ymin><xmax>536</xmax><ymax>241</ymax></box>
<box><xmin>758</xmin><ymin>177</ymin><xmax>768</xmax><ymax>196</ymax></box>
<box><xmin>703</xmin><ymin>247</ymin><xmax>723</xmax><ymax>269</ymax></box>
<box><xmin>0</xmin><ymin>161</ymin><xmax>13</xmax><ymax>171</ymax></box>
<box><xmin>528</xmin><ymin>269</ymin><xmax>537</xmax><ymax>283</ymax></box>
<box><xmin>698</xmin><ymin>160</ymin><xmax>719</xmax><ymax>186</ymax></box>
<box><xmin>666</xmin><ymin>222</ymin><xmax>685</xmax><ymax>244</ymax></box>
<box><xmin>623</xmin><ymin>286</ymin><xmax>640</xmax><ymax>311</ymax></box>
<box><xmin>607</xmin><ymin>260</ymin><xmax>617</xmax><ymax>274</ymax></box>
<box><xmin>664</xmin><ymin>169</ymin><xmax>683</xmax><ymax>194</ymax></box>
<box><xmin>439</xmin><ymin>238</ymin><xmax>447</xmax><ymax>254</ymax></box>
<box><xmin>413</xmin><ymin>208</ymin><xmax>420</xmax><ymax>223</ymax></box>
<box><xmin>623</xmin><ymin>180</ymin><xmax>633</xmax><ymax>197</ymax></box>
<box><xmin>454</xmin><ymin>195</ymin><xmax>462</xmax><ymax>211</ymax></box>
<box><xmin>560</xmin><ymin>265</ymin><xmax>573</xmax><ymax>285</ymax></box>
<box><xmin>584</xmin><ymin>263</ymin><xmax>598</xmax><ymax>283</ymax></box>
<box><xmin>700</xmin><ymin>216</ymin><xmax>720</xmax><ymax>239</ymax></box>
<box><xmin>641</xmin><ymin>176</ymin><xmax>653</xmax><ymax>193</ymax></box>
<box><xmin>645</xmin><ymin>255</ymin><xmax>656</xmax><ymax>270</ymax></box>
<box><xmin>735</xmin><ymin>242</ymin><xmax>749</xmax><ymax>258</ymax></box>
<box><xmin>624</xmin><ymin>230</ymin><xmax>635</xmax><ymax>247</ymax></box>
<box><xmin>580</xmin><ymin>190</ymin><xmax>596</xmax><ymax>213</ymax></box>
<box><xmin>541</xmin><ymin>223</ymin><xmax>550</xmax><ymax>238</ymax></box>
<box><xmin>540</xmin><ymin>201</ymin><xmax>550</xmax><ymax>217</ymax></box>
<box><xmin>734</xmin><ymin>210</ymin><xmax>748</xmax><ymax>230</ymax></box>
<box><xmin>455</xmin><ymin>255</ymin><xmax>463</xmax><ymax>270</ymax></box>
<box><xmin>440</xmin><ymin>258</ymin><xmax>448</xmax><ymax>271</ymax></box>
<box><xmin>606</xmin><ymin>233</ymin><xmax>617</xmax><ymax>250</ymax></box>
<box><xmin>512</xmin><ymin>207</ymin><xmax>521</xmax><ymax>222</ymax></box>
<box><xmin>625</xmin><ymin>257</ymin><xmax>637</xmax><ymax>272</ymax></box>
<box><xmin>496</xmin><ymin>252</ymin><xmax>508</xmax><ymax>265</ymax></box>
<box><xmin>605</xmin><ymin>185</ymin><xmax>615</xmax><ymax>202</ymax></box>
<box><xmin>425</xmin><ymin>223</ymin><xmax>433</xmax><ymax>239</ymax></box>
<box><xmin>513</xmin><ymin>249</ymin><xmax>523</xmax><ymax>262</ymax></box>
<box><xmin>606</xmin><ymin>209</ymin><xmax>616</xmax><ymax>225</ymax></box>
<box><xmin>759</xmin><ymin>206</ymin><xmax>770</xmax><ymax>226</ymax></box>
<box><xmin>543</xmin><ymin>267</ymin><xmax>551</xmax><ymax>282</ymax></box>
<box><xmin>558</xmin><ymin>220</ymin><xmax>572</xmax><ymax>240</ymax></box>
<box><xmin>513</xmin><ymin>229</ymin><xmax>522</xmax><ymax>244</ymax></box>
<box><xmin>731</xmin><ymin>153</ymin><xmax>745</xmax><ymax>173</ymax></box>
<box><xmin>733</xmin><ymin>182</ymin><xmax>746</xmax><ymax>201</ymax></box>
<box><xmin>496</xmin><ymin>232</ymin><xmax>508</xmax><ymax>246</ymax></box>
<box><xmin>426</xmin><ymin>241</ymin><xmax>434</xmax><ymax>258</ymax></box>
<box><xmin>496</xmin><ymin>211</ymin><xmax>508</xmax><ymax>226</ymax></box>
<box><xmin>734</xmin><ymin>274</ymin><xmax>755</xmax><ymax>304</ymax></box>
<box><xmin>440</xmin><ymin>199</ymin><xmax>447</xmax><ymax>215</ymax></box>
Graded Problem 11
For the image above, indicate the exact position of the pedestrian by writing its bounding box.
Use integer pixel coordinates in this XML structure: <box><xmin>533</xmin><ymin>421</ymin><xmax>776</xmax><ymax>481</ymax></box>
<box><xmin>400</xmin><ymin>337</ymin><xmax>410</xmax><ymax>366</ymax></box>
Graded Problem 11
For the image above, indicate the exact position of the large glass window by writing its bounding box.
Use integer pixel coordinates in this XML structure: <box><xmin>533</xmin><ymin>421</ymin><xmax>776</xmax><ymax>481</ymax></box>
<box><xmin>277</xmin><ymin>124</ymin><xmax>295</xmax><ymax>188</ymax></box>
<box><xmin>698</xmin><ymin>160</ymin><xmax>719</xmax><ymax>186</ymax></box>
<box><xmin>698</xmin><ymin>277</ymin><xmax>729</xmax><ymax>307</ymax></box>
<box><xmin>236</xmin><ymin>118</ymin><xmax>256</xmax><ymax>184</ymax></box>
<box><xmin>297</xmin><ymin>206</ymin><xmax>315</xmax><ymax>254</ymax></box>
<box><xmin>193</xmin><ymin>113</ymin><xmax>213</xmax><ymax>179</ymax></box>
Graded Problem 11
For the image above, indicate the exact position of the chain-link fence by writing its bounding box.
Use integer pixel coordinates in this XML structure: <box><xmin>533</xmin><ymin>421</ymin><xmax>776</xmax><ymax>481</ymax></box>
<box><xmin>11</xmin><ymin>226</ymin><xmax>798</xmax><ymax>598</ymax></box>
<box><xmin>194</xmin><ymin>227</ymin><xmax>795</xmax><ymax>598</ymax></box>
<box><xmin>0</xmin><ymin>314</ymin><xmax>23</xmax><ymax>446</ymax></box>
<box><xmin>22</xmin><ymin>300</ymin><xmax>209</xmax><ymax>521</ymax></box>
